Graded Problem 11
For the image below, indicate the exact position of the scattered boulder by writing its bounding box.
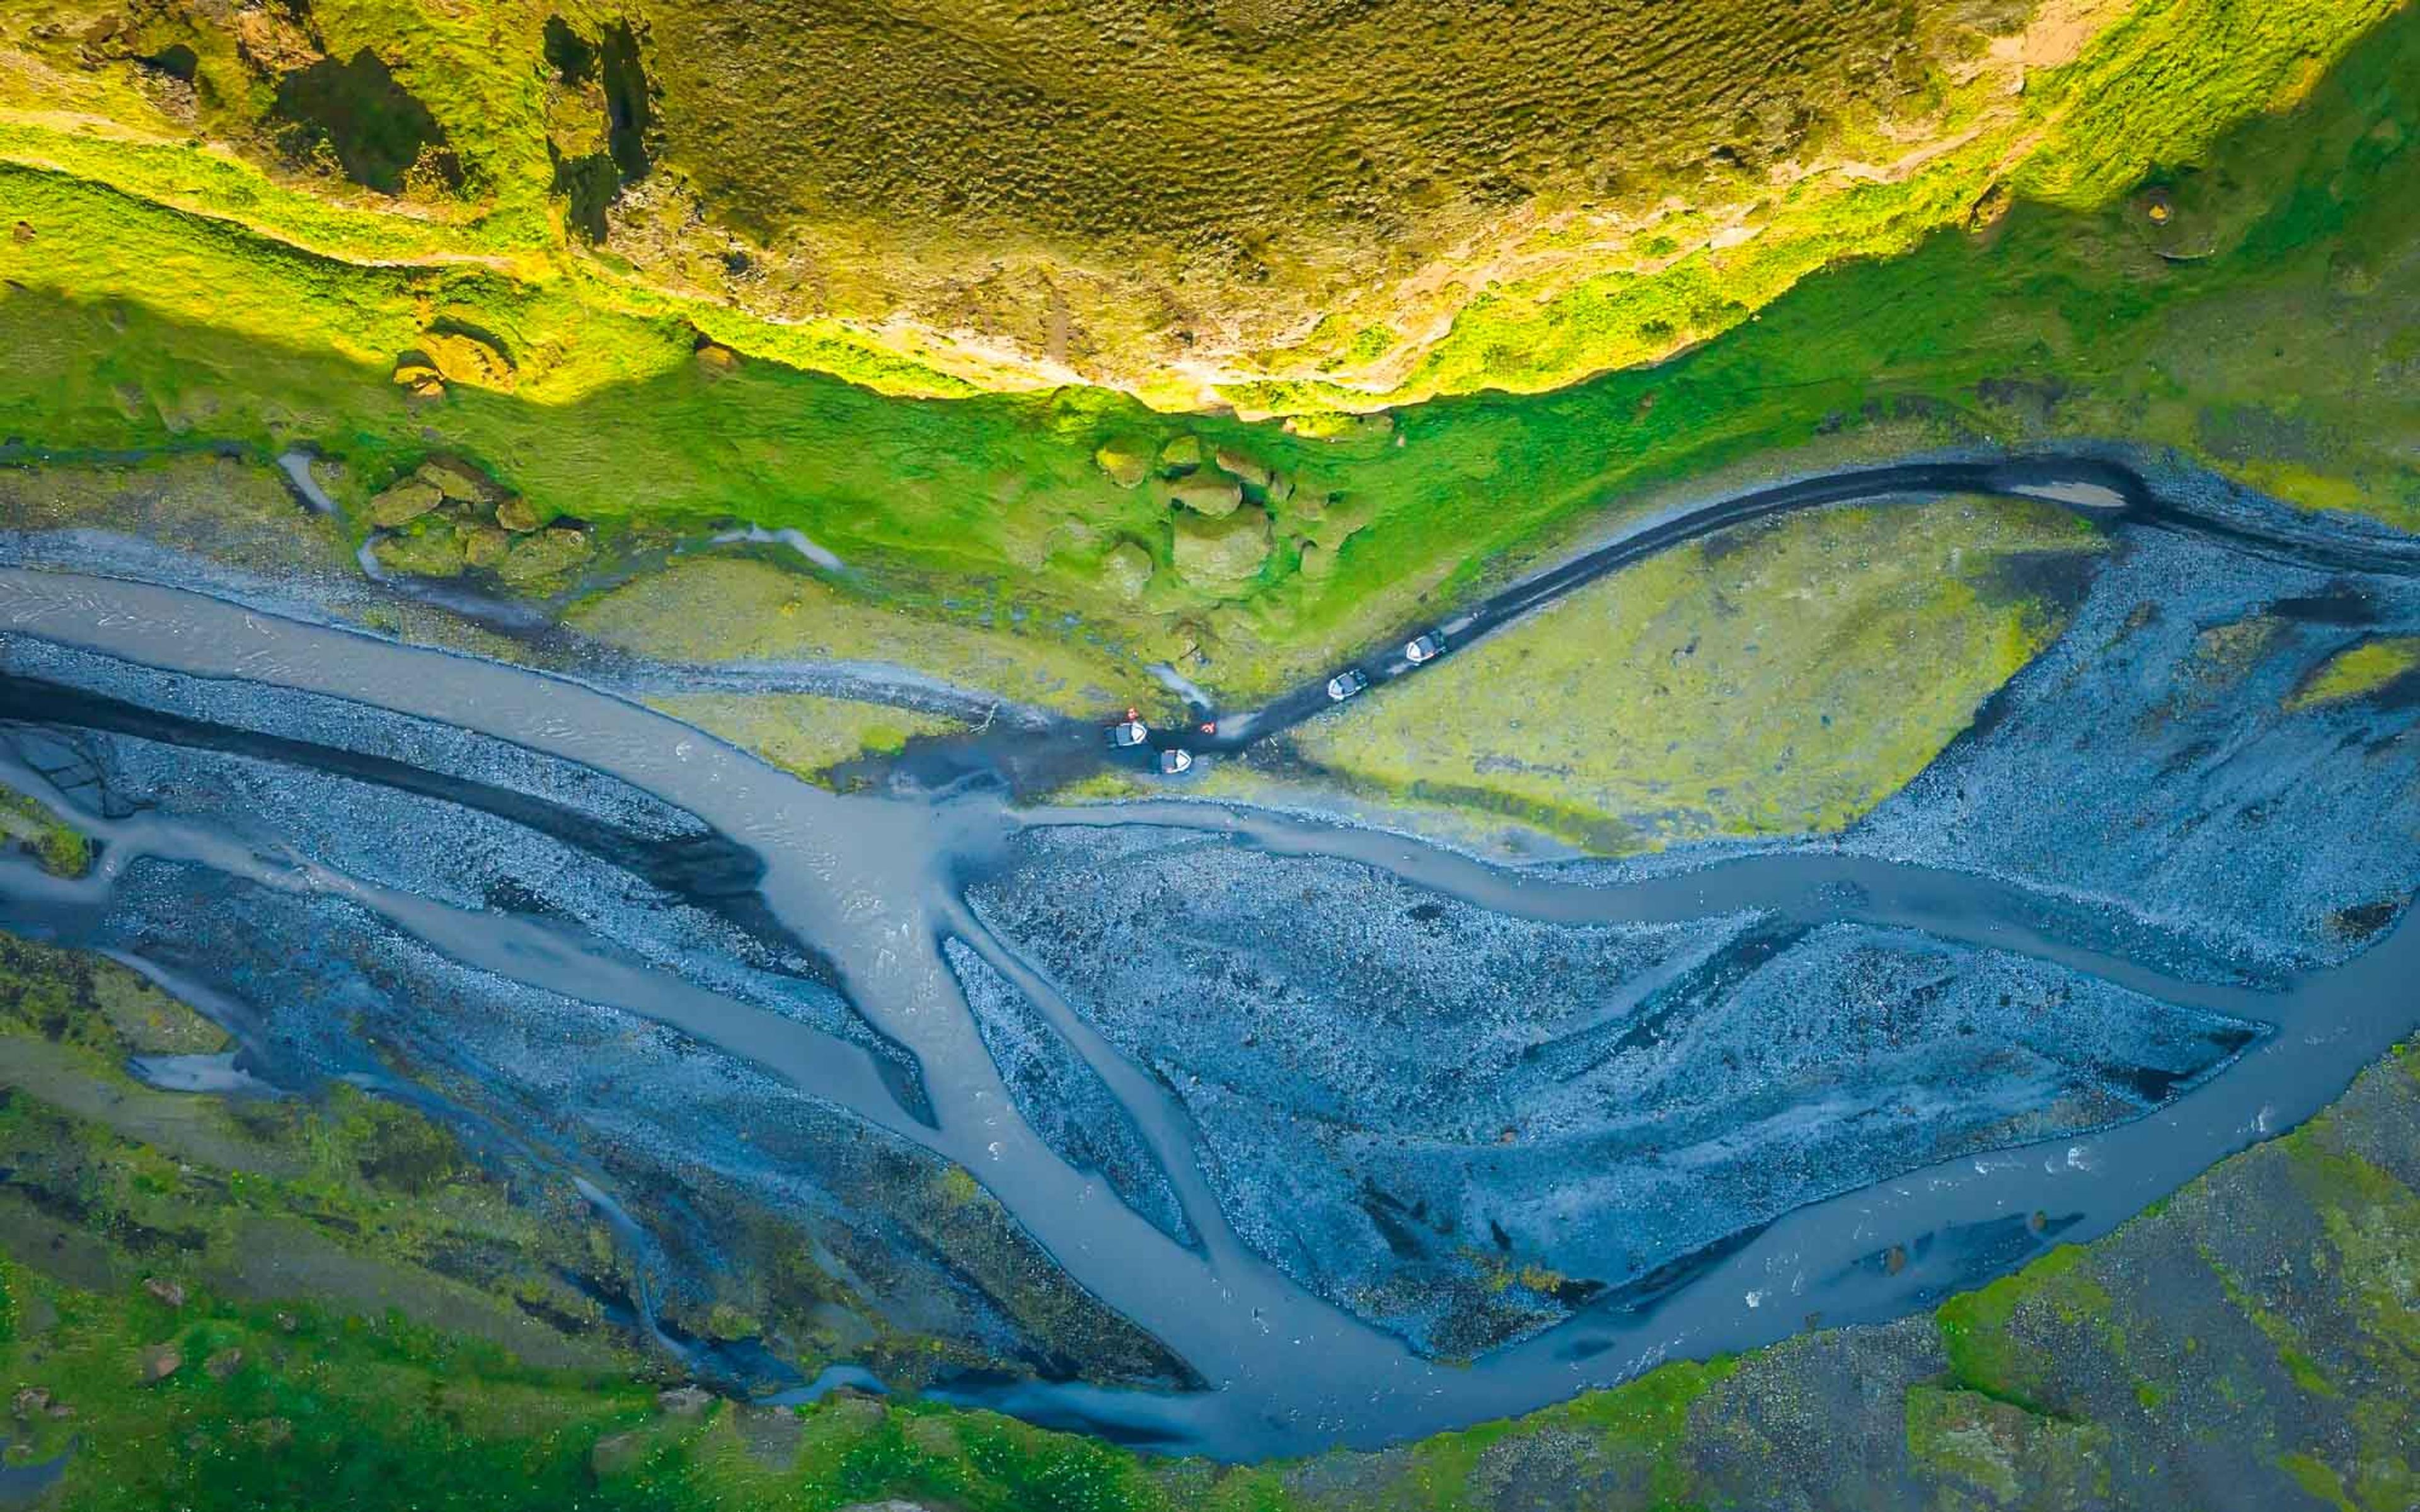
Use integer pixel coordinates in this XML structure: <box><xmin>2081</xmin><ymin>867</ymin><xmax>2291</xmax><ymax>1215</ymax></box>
<box><xmin>142</xmin><ymin>1276</ymin><xmax>186</xmax><ymax>1308</ymax></box>
<box><xmin>493</xmin><ymin>496</ymin><xmax>541</xmax><ymax>533</ymax></box>
<box><xmin>1102</xmin><ymin>541</ymin><xmax>1153</xmax><ymax>600</ymax></box>
<box><xmin>420</xmin><ymin>329</ymin><xmax>516</xmax><ymax>391</ymax></box>
<box><xmin>137</xmin><ymin>1343</ymin><xmax>182</xmax><ymax>1382</ymax></box>
<box><xmin>415</xmin><ymin>456</ymin><xmax>496</xmax><ymax>501</ymax></box>
<box><xmin>369</xmin><ymin>479</ymin><xmax>444</xmax><ymax>527</ymax></box>
<box><xmin>462</xmin><ymin>525</ymin><xmax>510</xmax><ymax>567</ymax></box>
<box><xmin>656</xmin><ymin>1384</ymin><xmax>714</xmax><ymax>1418</ymax></box>
<box><xmin>1213</xmin><ymin>448</ymin><xmax>1272</xmax><ymax>491</ymax></box>
<box><xmin>1166</xmin><ymin>472</ymin><xmax>1243</xmax><ymax>518</ymax></box>
<box><xmin>1158</xmin><ymin>434</ymin><xmax>1202</xmax><ymax>471</ymax></box>
<box><xmin>371</xmin><ymin>522</ymin><xmax>469</xmax><ymax>578</ymax></box>
<box><xmin>495</xmin><ymin>525</ymin><xmax>593</xmax><ymax>587</ymax></box>
<box><xmin>1171</xmin><ymin>507</ymin><xmax>1272</xmax><ymax>595</ymax></box>
<box><xmin>1093</xmin><ymin>436</ymin><xmax>1153</xmax><ymax>489</ymax></box>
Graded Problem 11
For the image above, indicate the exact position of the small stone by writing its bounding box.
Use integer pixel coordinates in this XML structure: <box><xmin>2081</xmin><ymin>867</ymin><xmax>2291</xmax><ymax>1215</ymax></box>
<box><xmin>694</xmin><ymin>341</ymin><xmax>741</xmax><ymax>372</ymax></box>
<box><xmin>1093</xmin><ymin>436</ymin><xmax>1153</xmax><ymax>489</ymax></box>
<box><xmin>369</xmin><ymin>479</ymin><xmax>444</xmax><ymax>527</ymax></box>
<box><xmin>274</xmin><ymin>1312</ymin><xmax>299</xmax><ymax>1333</ymax></box>
<box><xmin>1158</xmin><ymin>434</ymin><xmax>1202</xmax><ymax>471</ymax></box>
<box><xmin>11</xmin><ymin>220</ymin><xmax>35</xmax><ymax>244</ymax></box>
<box><xmin>462</xmin><ymin>525</ymin><xmax>510</xmax><ymax>567</ymax></box>
<box><xmin>1166</xmin><ymin>473</ymin><xmax>1243</xmax><ymax>518</ymax></box>
<box><xmin>139</xmin><ymin>1343</ymin><xmax>183</xmax><ymax>1382</ymax></box>
<box><xmin>1101</xmin><ymin>541</ymin><xmax>1153</xmax><ymax>600</ymax></box>
<box><xmin>204</xmin><ymin>1348</ymin><xmax>245</xmax><ymax>1382</ymax></box>
<box><xmin>143</xmin><ymin>1276</ymin><xmax>187</xmax><ymax>1308</ymax></box>
<box><xmin>656</xmin><ymin>1383</ymin><xmax>713</xmax><ymax>1418</ymax></box>
<box><xmin>493</xmin><ymin>496</ymin><xmax>541</xmax><ymax>533</ymax></box>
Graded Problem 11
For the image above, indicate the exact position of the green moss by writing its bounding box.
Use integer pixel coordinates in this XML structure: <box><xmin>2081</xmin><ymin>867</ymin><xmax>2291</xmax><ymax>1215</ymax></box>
<box><xmin>1291</xmin><ymin>499</ymin><xmax>2097</xmax><ymax>851</ymax></box>
<box><xmin>2287</xmin><ymin>637</ymin><xmax>2420</xmax><ymax>710</ymax></box>
<box><xmin>0</xmin><ymin>782</ymin><xmax>91</xmax><ymax>878</ymax></box>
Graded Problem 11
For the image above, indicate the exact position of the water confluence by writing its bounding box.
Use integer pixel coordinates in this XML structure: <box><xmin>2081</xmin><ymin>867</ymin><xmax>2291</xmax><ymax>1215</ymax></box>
<box><xmin>0</xmin><ymin>564</ymin><xmax>2414</xmax><ymax>1460</ymax></box>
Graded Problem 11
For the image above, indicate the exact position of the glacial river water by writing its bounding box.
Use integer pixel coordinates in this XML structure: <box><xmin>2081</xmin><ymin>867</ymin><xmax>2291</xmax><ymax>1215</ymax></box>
<box><xmin>1</xmin><ymin>562</ymin><xmax>2416</xmax><ymax>1459</ymax></box>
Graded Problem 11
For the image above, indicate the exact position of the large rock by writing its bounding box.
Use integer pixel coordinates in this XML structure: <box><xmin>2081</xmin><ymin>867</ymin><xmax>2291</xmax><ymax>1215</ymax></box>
<box><xmin>1171</xmin><ymin>507</ymin><xmax>1271</xmax><ymax>594</ymax></box>
<box><xmin>369</xmin><ymin>479</ymin><xmax>444</xmax><ymax>527</ymax></box>
<box><xmin>1166</xmin><ymin>472</ymin><xmax>1243</xmax><ymax>518</ymax></box>
<box><xmin>415</xmin><ymin>457</ymin><xmax>497</xmax><ymax>502</ymax></box>
<box><xmin>1213</xmin><ymin>447</ymin><xmax>1272</xmax><ymax>490</ymax></box>
<box><xmin>493</xmin><ymin>496</ymin><xmax>541</xmax><ymax>533</ymax></box>
<box><xmin>1158</xmin><ymin>434</ymin><xmax>1202</xmax><ymax>471</ymax></box>
<box><xmin>1102</xmin><ymin>541</ymin><xmax>1153</xmax><ymax>600</ymax></box>
<box><xmin>1093</xmin><ymin>436</ymin><xmax>1153</xmax><ymax>489</ymax></box>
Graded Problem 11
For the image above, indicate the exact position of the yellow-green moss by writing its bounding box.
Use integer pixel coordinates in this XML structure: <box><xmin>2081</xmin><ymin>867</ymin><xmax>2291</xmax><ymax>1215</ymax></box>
<box><xmin>643</xmin><ymin>691</ymin><xmax>963</xmax><ymax>786</ymax></box>
<box><xmin>2288</xmin><ymin>638</ymin><xmax>2420</xmax><ymax>711</ymax></box>
<box><xmin>1291</xmin><ymin>498</ymin><xmax>2100</xmax><ymax>853</ymax></box>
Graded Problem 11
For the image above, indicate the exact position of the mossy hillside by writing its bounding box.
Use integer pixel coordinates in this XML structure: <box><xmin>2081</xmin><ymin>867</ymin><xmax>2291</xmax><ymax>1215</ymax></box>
<box><xmin>0</xmin><ymin>0</ymin><xmax>2394</xmax><ymax>408</ymax></box>
<box><xmin>1289</xmin><ymin>498</ymin><xmax>2101</xmax><ymax>854</ymax></box>
<box><xmin>6</xmin><ymin>3</ymin><xmax>2420</xmax><ymax>709</ymax></box>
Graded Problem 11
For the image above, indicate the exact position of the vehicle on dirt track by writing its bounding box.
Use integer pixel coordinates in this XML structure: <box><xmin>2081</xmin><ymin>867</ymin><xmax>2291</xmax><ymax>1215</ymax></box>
<box><xmin>1404</xmin><ymin>631</ymin><xmax>1446</xmax><ymax>665</ymax></box>
<box><xmin>1159</xmin><ymin>748</ymin><xmax>1194</xmax><ymax>774</ymax></box>
<box><xmin>1107</xmin><ymin>719</ymin><xmax>1150</xmax><ymax>747</ymax></box>
<box><xmin>1326</xmin><ymin>669</ymin><xmax>1370</xmax><ymax>702</ymax></box>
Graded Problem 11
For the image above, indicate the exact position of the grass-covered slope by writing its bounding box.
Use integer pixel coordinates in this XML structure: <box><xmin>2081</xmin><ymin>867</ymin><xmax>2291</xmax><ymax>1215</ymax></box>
<box><xmin>4</xmin><ymin>925</ymin><xmax>2413</xmax><ymax>1509</ymax></box>
<box><xmin>0</xmin><ymin>0</ymin><xmax>2399</xmax><ymax>406</ymax></box>
<box><xmin>7</xmin><ymin>0</ymin><xmax>2420</xmax><ymax>715</ymax></box>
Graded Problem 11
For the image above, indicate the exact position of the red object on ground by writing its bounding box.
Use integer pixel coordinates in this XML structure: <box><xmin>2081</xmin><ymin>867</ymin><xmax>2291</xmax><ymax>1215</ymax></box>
<box><xmin>1201</xmin><ymin>722</ymin><xmax>1216</xmax><ymax>734</ymax></box>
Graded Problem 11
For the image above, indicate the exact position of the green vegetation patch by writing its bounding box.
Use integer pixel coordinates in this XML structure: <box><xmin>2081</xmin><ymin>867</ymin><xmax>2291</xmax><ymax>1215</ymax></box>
<box><xmin>643</xmin><ymin>692</ymin><xmax>966</xmax><ymax>787</ymax></box>
<box><xmin>0</xmin><ymin>783</ymin><xmax>91</xmax><ymax>878</ymax></box>
<box><xmin>2287</xmin><ymin>636</ymin><xmax>2420</xmax><ymax>710</ymax></box>
<box><xmin>1290</xmin><ymin>498</ymin><xmax>2101</xmax><ymax>852</ymax></box>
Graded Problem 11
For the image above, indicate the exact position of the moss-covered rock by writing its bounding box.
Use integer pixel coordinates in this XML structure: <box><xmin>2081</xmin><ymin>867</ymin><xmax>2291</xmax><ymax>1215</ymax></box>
<box><xmin>415</xmin><ymin>457</ymin><xmax>497</xmax><ymax>502</ymax></box>
<box><xmin>420</xmin><ymin>330</ymin><xmax>516</xmax><ymax>391</ymax></box>
<box><xmin>1166</xmin><ymin>472</ymin><xmax>1243</xmax><ymax>518</ymax></box>
<box><xmin>1102</xmin><ymin>541</ymin><xmax>1153</xmax><ymax>599</ymax></box>
<box><xmin>461</xmin><ymin>525</ymin><xmax>511</xmax><ymax>567</ymax></box>
<box><xmin>1158</xmin><ymin>435</ymin><xmax>1202</xmax><ymax>471</ymax></box>
<box><xmin>370</xmin><ymin>522</ymin><xmax>468</xmax><ymax>576</ymax></box>
<box><xmin>1171</xmin><ymin>507</ymin><xmax>1270</xmax><ymax>594</ymax></box>
<box><xmin>368</xmin><ymin>479</ymin><xmax>443</xmax><ymax>527</ymax></box>
<box><xmin>494</xmin><ymin>496</ymin><xmax>541</xmax><ymax>533</ymax></box>
<box><xmin>1093</xmin><ymin>436</ymin><xmax>1153</xmax><ymax>489</ymax></box>
<box><xmin>495</xmin><ymin>525</ymin><xmax>594</xmax><ymax>587</ymax></box>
